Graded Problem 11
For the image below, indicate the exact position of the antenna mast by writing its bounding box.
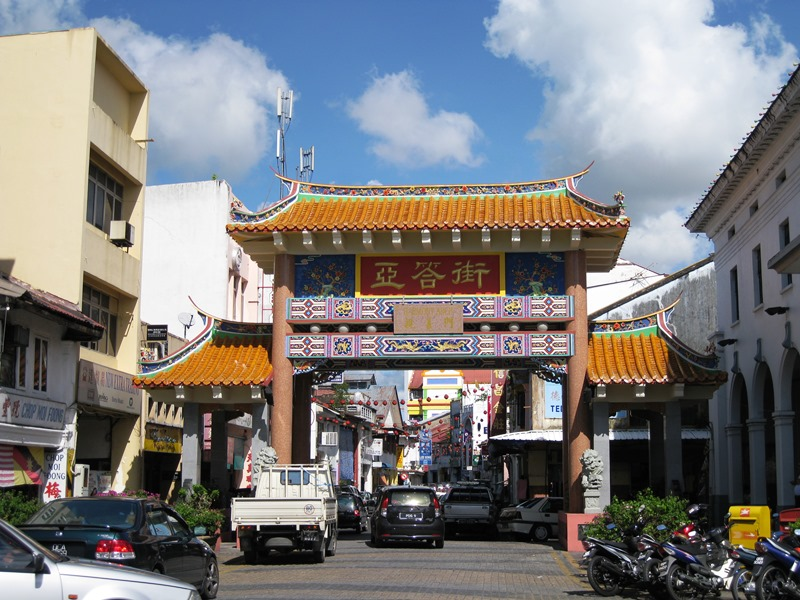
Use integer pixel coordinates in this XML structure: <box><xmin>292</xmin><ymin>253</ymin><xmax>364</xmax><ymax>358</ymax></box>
<box><xmin>275</xmin><ymin>88</ymin><xmax>293</xmax><ymax>177</ymax></box>
<box><xmin>298</xmin><ymin>146</ymin><xmax>315</xmax><ymax>181</ymax></box>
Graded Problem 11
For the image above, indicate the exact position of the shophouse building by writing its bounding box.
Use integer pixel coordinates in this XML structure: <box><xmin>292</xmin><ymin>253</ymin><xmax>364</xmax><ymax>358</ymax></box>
<box><xmin>686</xmin><ymin>63</ymin><xmax>800</xmax><ymax>513</ymax></box>
<box><xmin>0</xmin><ymin>28</ymin><xmax>150</xmax><ymax>493</ymax></box>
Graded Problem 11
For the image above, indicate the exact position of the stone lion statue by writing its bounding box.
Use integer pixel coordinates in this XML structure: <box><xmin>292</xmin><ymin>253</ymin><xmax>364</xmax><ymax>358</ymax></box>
<box><xmin>251</xmin><ymin>446</ymin><xmax>279</xmax><ymax>488</ymax></box>
<box><xmin>580</xmin><ymin>449</ymin><xmax>604</xmax><ymax>490</ymax></box>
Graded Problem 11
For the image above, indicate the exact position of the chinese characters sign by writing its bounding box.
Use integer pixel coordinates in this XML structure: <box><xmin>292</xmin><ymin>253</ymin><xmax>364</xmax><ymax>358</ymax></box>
<box><xmin>360</xmin><ymin>255</ymin><xmax>500</xmax><ymax>295</ymax></box>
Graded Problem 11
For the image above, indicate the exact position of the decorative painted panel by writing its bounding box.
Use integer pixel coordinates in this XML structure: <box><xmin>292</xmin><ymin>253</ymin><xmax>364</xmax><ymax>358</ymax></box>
<box><xmin>287</xmin><ymin>295</ymin><xmax>573</xmax><ymax>322</ymax></box>
<box><xmin>505</xmin><ymin>253</ymin><xmax>565</xmax><ymax>295</ymax></box>
<box><xmin>295</xmin><ymin>255</ymin><xmax>355</xmax><ymax>297</ymax></box>
<box><xmin>286</xmin><ymin>332</ymin><xmax>573</xmax><ymax>360</ymax></box>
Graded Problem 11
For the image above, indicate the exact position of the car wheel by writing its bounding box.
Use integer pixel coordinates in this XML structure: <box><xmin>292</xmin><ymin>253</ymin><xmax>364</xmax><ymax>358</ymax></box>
<box><xmin>530</xmin><ymin>523</ymin><xmax>550</xmax><ymax>542</ymax></box>
<box><xmin>200</xmin><ymin>557</ymin><xmax>219</xmax><ymax>599</ymax></box>
<box><xmin>434</xmin><ymin>539</ymin><xmax>444</xmax><ymax>549</ymax></box>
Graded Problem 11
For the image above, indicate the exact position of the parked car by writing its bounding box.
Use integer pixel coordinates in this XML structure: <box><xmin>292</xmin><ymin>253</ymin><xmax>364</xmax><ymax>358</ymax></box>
<box><xmin>440</xmin><ymin>484</ymin><xmax>497</xmax><ymax>536</ymax></box>
<box><xmin>0</xmin><ymin>517</ymin><xmax>201</xmax><ymax>599</ymax></box>
<box><xmin>18</xmin><ymin>495</ymin><xmax>218</xmax><ymax>599</ymax></box>
<box><xmin>496</xmin><ymin>496</ymin><xmax>563</xmax><ymax>542</ymax></box>
<box><xmin>336</xmin><ymin>493</ymin><xmax>367</xmax><ymax>533</ymax></box>
<box><xmin>370</xmin><ymin>485</ymin><xmax>444</xmax><ymax>548</ymax></box>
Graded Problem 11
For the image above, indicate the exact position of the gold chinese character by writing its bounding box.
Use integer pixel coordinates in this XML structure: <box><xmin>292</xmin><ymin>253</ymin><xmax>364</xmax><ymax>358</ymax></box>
<box><xmin>371</xmin><ymin>262</ymin><xmax>405</xmax><ymax>290</ymax></box>
<box><xmin>452</xmin><ymin>260</ymin><xmax>490</xmax><ymax>288</ymax></box>
<box><xmin>412</xmin><ymin>262</ymin><xmax>445</xmax><ymax>289</ymax></box>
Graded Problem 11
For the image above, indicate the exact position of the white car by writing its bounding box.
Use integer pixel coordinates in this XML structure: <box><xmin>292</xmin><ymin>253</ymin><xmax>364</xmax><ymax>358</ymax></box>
<box><xmin>496</xmin><ymin>496</ymin><xmax>564</xmax><ymax>542</ymax></box>
<box><xmin>0</xmin><ymin>518</ymin><xmax>200</xmax><ymax>600</ymax></box>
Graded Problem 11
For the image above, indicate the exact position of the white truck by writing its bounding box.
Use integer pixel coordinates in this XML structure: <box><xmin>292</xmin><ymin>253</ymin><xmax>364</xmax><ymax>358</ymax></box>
<box><xmin>230</xmin><ymin>459</ymin><xmax>337</xmax><ymax>564</ymax></box>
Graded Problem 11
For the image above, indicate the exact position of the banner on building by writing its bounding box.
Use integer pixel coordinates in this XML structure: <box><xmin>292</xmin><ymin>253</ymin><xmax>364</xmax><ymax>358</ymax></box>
<box><xmin>545</xmin><ymin>380</ymin><xmax>563</xmax><ymax>418</ymax></box>
<box><xmin>0</xmin><ymin>444</ymin><xmax>44</xmax><ymax>487</ymax></box>
<box><xmin>42</xmin><ymin>448</ymin><xmax>68</xmax><ymax>501</ymax></box>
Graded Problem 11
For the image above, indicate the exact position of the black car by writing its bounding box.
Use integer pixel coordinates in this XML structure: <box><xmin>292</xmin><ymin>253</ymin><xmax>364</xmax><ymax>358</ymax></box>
<box><xmin>19</xmin><ymin>496</ymin><xmax>218</xmax><ymax>599</ymax></box>
<box><xmin>369</xmin><ymin>485</ymin><xmax>444</xmax><ymax>548</ymax></box>
<box><xmin>336</xmin><ymin>493</ymin><xmax>367</xmax><ymax>533</ymax></box>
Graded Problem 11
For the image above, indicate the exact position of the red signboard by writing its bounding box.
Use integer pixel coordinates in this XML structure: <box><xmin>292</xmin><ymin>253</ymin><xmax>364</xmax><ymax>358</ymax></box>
<box><xmin>360</xmin><ymin>255</ymin><xmax>501</xmax><ymax>295</ymax></box>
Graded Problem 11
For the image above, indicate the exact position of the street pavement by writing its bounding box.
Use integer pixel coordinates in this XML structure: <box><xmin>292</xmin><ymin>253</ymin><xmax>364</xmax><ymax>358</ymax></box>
<box><xmin>214</xmin><ymin>530</ymin><xmax>594</xmax><ymax>599</ymax></box>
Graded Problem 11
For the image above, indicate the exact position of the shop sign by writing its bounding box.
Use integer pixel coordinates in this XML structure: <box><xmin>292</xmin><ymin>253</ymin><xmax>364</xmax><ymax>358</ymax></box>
<box><xmin>77</xmin><ymin>360</ymin><xmax>141</xmax><ymax>415</ymax></box>
<box><xmin>146</xmin><ymin>324</ymin><xmax>168</xmax><ymax>341</ymax></box>
<box><xmin>42</xmin><ymin>449</ymin><xmax>68</xmax><ymax>502</ymax></box>
<box><xmin>393</xmin><ymin>303</ymin><xmax>463</xmax><ymax>334</ymax></box>
<box><xmin>144</xmin><ymin>424</ymin><xmax>182</xmax><ymax>454</ymax></box>
<box><xmin>0</xmin><ymin>392</ymin><xmax>66</xmax><ymax>430</ymax></box>
<box><xmin>360</xmin><ymin>254</ymin><xmax>501</xmax><ymax>295</ymax></box>
<box><xmin>545</xmin><ymin>380</ymin><xmax>563</xmax><ymax>418</ymax></box>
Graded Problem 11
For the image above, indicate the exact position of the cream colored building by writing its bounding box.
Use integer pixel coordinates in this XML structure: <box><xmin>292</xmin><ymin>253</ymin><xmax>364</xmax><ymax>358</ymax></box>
<box><xmin>0</xmin><ymin>28</ymin><xmax>149</xmax><ymax>493</ymax></box>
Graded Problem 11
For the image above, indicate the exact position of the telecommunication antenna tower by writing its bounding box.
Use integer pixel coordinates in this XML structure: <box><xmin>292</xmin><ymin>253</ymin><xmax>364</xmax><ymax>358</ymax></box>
<box><xmin>275</xmin><ymin>88</ymin><xmax>293</xmax><ymax>177</ymax></box>
<box><xmin>298</xmin><ymin>146</ymin><xmax>315</xmax><ymax>181</ymax></box>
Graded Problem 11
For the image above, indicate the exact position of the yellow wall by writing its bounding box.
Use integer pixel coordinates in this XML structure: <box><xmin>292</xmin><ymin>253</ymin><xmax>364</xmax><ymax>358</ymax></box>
<box><xmin>0</xmin><ymin>28</ymin><xmax>150</xmax><ymax>490</ymax></box>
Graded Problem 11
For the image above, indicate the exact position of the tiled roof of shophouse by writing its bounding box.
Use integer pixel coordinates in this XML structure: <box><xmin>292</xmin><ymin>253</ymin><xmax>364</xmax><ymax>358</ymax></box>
<box><xmin>587</xmin><ymin>304</ymin><xmax>727</xmax><ymax>386</ymax></box>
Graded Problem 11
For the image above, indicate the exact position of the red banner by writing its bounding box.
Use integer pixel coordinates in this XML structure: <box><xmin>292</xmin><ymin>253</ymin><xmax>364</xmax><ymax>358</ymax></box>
<box><xmin>360</xmin><ymin>255</ymin><xmax>501</xmax><ymax>295</ymax></box>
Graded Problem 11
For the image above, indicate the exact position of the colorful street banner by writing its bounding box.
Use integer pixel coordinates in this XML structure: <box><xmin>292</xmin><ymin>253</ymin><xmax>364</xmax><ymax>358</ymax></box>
<box><xmin>0</xmin><ymin>444</ymin><xmax>44</xmax><ymax>487</ymax></box>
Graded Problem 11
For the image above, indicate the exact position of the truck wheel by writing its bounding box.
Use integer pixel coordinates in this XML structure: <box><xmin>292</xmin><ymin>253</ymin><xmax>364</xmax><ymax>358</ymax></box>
<box><xmin>325</xmin><ymin>528</ymin><xmax>337</xmax><ymax>557</ymax></box>
<box><xmin>243</xmin><ymin>550</ymin><xmax>258</xmax><ymax>565</ymax></box>
<box><xmin>530</xmin><ymin>523</ymin><xmax>550</xmax><ymax>542</ymax></box>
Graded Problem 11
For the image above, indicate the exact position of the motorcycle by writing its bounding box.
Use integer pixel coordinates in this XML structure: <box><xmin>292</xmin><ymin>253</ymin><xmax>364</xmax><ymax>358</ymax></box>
<box><xmin>751</xmin><ymin>531</ymin><xmax>800</xmax><ymax>600</ymax></box>
<box><xmin>581</xmin><ymin>508</ymin><xmax>666</xmax><ymax>597</ymax></box>
<box><xmin>661</xmin><ymin>516</ymin><xmax>738</xmax><ymax>600</ymax></box>
<box><xmin>730</xmin><ymin>544</ymin><xmax>759</xmax><ymax>600</ymax></box>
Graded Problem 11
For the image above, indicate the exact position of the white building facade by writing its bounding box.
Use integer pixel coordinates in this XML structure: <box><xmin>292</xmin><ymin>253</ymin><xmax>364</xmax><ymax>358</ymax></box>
<box><xmin>687</xmin><ymin>64</ymin><xmax>800</xmax><ymax>512</ymax></box>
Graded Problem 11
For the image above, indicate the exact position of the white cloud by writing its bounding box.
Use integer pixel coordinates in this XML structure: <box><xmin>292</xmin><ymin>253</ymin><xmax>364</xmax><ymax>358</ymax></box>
<box><xmin>484</xmin><ymin>0</ymin><xmax>797</xmax><ymax>271</ymax></box>
<box><xmin>346</xmin><ymin>70</ymin><xmax>484</xmax><ymax>168</ymax></box>
<box><xmin>619</xmin><ymin>209</ymin><xmax>712</xmax><ymax>272</ymax></box>
<box><xmin>0</xmin><ymin>0</ymin><xmax>81</xmax><ymax>34</ymax></box>
<box><xmin>0</xmin><ymin>1</ymin><xmax>288</xmax><ymax>185</ymax></box>
<box><xmin>91</xmin><ymin>17</ymin><xmax>288</xmax><ymax>183</ymax></box>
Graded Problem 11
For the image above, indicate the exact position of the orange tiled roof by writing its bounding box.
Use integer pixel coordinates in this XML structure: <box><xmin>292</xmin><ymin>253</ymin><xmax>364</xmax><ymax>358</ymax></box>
<box><xmin>135</xmin><ymin>315</ymin><xmax>272</xmax><ymax>389</ymax></box>
<box><xmin>228</xmin><ymin>167</ymin><xmax>629</xmax><ymax>234</ymax></box>
<box><xmin>587</xmin><ymin>308</ymin><xmax>727</xmax><ymax>386</ymax></box>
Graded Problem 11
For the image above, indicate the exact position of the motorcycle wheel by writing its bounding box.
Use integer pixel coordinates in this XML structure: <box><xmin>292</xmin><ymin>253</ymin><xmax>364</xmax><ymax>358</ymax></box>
<box><xmin>731</xmin><ymin>566</ymin><xmax>755</xmax><ymax>600</ymax></box>
<box><xmin>756</xmin><ymin>564</ymin><xmax>787</xmax><ymax>600</ymax></box>
<box><xmin>666</xmin><ymin>562</ymin><xmax>700</xmax><ymax>600</ymax></box>
<box><xmin>586</xmin><ymin>555</ymin><xmax>623</xmax><ymax>597</ymax></box>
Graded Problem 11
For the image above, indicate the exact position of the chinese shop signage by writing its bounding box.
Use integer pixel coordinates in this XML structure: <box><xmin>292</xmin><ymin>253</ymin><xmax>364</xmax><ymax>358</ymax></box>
<box><xmin>360</xmin><ymin>255</ymin><xmax>500</xmax><ymax>295</ymax></box>
<box><xmin>393</xmin><ymin>303</ymin><xmax>463</xmax><ymax>334</ymax></box>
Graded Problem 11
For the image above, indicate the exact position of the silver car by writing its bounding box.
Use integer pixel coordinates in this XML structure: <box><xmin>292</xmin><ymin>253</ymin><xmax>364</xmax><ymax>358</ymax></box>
<box><xmin>0</xmin><ymin>517</ymin><xmax>200</xmax><ymax>600</ymax></box>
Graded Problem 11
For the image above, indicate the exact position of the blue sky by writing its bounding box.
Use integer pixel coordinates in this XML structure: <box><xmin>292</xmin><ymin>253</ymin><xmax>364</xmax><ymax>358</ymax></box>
<box><xmin>2</xmin><ymin>0</ymin><xmax>799</xmax><ymax>274</ymax></box>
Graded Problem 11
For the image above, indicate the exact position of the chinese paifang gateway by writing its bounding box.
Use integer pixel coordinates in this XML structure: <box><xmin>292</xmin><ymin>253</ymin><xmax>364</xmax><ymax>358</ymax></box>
<box><xmin>223</xmin><ymin>165</ymin><xmax>629</xmax><ymax>516</ymax></box>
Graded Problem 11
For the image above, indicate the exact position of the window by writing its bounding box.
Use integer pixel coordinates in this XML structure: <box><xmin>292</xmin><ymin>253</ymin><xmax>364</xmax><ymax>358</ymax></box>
<box><xmin>750</xmin><ymin>201</ymin><xmax>759</xmax><ymax>217</ymax></box>
<box><xmin>728</xmin><ymin>226</ymin><xmax>736</xmax><ymax>240</ymax></box>
<box><xmin>86</xmin><ymin>163</ymin><xmax>123</xmax><ymax>234</ymax></box>
<box><xmin>0</xmin><ymin>330</ymin><xmax>27</xmax><ymax>390</ymax></box>
<box><xmin>780</xmin><ymin>220</ymin><xmax>793</xmax><ymax>288</ymax></box>
<box><xmin>753</xmin><ymin>246</ymin><xmax>763</xmax><ymax>307</ymax></box>
<box><xmin>730</xmin><ymin>267</ymin><xmax>740</xmax><ymax>323</ymax></box>
<box><xmin>81</xmin><ymin>284</ymin><xmax>118</xmax><ymax>356</ymax></box>
<box><xmin>776</xmin><ymin>169</ymin><xmax>787</xmax><ymax>189</ymax></box>
<box><xmin>33</xmin><ymin>337</ymin><xmax>47</xmax><ymax>392</ymax></box>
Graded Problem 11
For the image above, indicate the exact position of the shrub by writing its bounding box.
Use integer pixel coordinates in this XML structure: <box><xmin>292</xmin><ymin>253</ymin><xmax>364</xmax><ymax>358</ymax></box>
<box><xmin>582</xmin><ymin>488</ymin><xmax>689</xmax><ymax>542</ymax></box>
<box><xmin>174</xmin><ymin>484</ymin><xmax>224</xmax><ymax>535</ymax></box>
<box><xmin>97</xmin><ymin>489</ymin><xmax>160</xmax><ymax>499</ymax></box>
<box><xmin>0</xmin><ymin>489</ymin><xmax>42</xmax><ymax>525</ymax></box>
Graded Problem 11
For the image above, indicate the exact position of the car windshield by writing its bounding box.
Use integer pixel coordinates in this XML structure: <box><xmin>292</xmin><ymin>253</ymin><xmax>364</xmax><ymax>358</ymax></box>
<box><xmin>337</xmin><ymin>496</ymin><xmax>357</xmax><ymax>510</ymax></box>
<box><xmin>26</xmin><ymin>499</ymin><xmax>138</xmax><ymax>528</ymax></box>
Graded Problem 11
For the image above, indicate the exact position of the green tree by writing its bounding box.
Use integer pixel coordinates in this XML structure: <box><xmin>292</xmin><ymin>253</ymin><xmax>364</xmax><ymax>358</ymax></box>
<box><xmin>0</xmin><ymin>489</ymin><xmax>41</xmax><ymax>525</ymax></box>
<box><xmin>173</xmin><ymin>484</ymin><xmax>225</xmax><ymax>535</ymax></box>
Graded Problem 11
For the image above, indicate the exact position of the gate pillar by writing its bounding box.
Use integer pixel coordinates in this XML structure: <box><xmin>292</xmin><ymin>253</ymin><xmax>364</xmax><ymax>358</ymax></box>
<box><xmin>271</xmin><ymin>253</ymin><xmax>294</xmax><ymax>464</ymax></box>
<box><xmin>565</xmin><ymin>250</ymin><xmax>590</xmax><ymax>513</ymax></box>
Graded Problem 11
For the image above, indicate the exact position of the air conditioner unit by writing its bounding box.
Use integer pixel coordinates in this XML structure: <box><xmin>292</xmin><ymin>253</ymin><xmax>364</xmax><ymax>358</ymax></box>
<box><xmin>4</xmin><ymin>324</ymin><xmax>29</xmax><ymax>347</ymax></box>
<box><xmin>320</xmin><ymin>431</ymin><xmax>338</xmax><ymax>446</ymax></box>
<box><xmin>109</xmin><ymin>220</ymin><xmax>135</xmax><ymax>247</ymax></box>
<box><xmin>345</xmin><ymin>405</ymin><xmax>359</xmax><ymax>414</ymax></box>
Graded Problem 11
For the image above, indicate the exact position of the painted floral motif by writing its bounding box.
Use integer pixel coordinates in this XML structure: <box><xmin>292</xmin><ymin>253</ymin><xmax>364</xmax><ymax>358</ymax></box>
<box><xmin>295</xmin><ymin>255</ymin><xmax>355</xmax><ymax>298</ymax></box>
<box><xmin>505</xmin><ymin>253</ymin><xmax>565</xmax><ymax>296</ymax></box>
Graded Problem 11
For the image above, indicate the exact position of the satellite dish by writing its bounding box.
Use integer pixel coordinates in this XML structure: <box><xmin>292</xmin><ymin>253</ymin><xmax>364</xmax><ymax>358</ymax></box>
<box><xmin>178</xmin><ymin>312</ymin><xmax>194</xmax><ymax>338</ymax></box>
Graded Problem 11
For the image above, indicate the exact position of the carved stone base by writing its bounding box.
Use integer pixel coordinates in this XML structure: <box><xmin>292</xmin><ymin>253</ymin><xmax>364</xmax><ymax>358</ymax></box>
<box><xmin>583</xmin><ymin>489</ymin><xmax>602</xmax><ymax>514</ymax></box>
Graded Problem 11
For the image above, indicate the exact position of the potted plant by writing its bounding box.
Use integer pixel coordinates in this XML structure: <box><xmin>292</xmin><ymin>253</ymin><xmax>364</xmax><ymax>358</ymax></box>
<box><xmin>173</xmin><ymin>484</ymin><xmax>225</xmax><ymax>548</ymax></box>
